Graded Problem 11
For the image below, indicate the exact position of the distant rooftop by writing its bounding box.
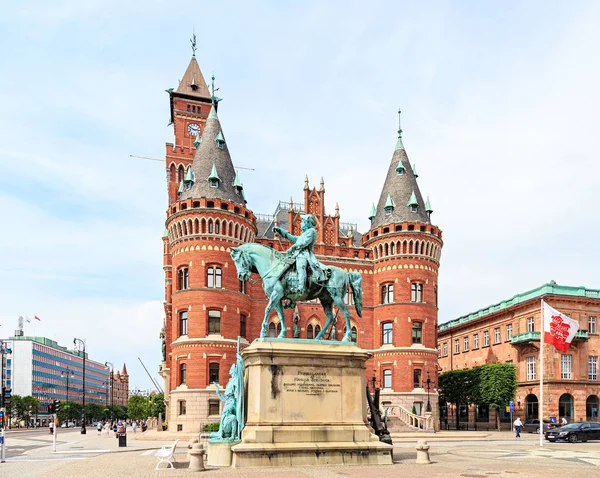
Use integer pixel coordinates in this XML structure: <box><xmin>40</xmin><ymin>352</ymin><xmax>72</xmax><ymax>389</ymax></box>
<box><xmin>8</xmin><ymin>335</ymin><xmax>90</xmax><ymax>360</ymax></box>
<box><xmin>438</xmin><ymin>283</ymin><xmax>600</xmax><ymax>333</ymax></box>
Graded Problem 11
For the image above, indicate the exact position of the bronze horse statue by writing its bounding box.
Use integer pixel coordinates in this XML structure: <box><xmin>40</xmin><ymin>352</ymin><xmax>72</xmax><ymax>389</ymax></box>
<box><xmin>230</xmin><ymin>243</ymin><xmax>362</xmax><ymax>341</ymax></box>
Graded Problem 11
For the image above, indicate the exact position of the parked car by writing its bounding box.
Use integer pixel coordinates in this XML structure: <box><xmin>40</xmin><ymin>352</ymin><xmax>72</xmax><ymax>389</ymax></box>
<box><xmin>61</xmin><ymin>421</ymin><xmax>76</xmax><ymax>428</ymax></box>
<box><xmin>522</xmin><ymin>419</ymin><xmax>559</xmax><ymax>434</ymax></box>
<box><xmin>545</xmin><ymin>422</ymin><xmax>600</xmax><ymax>442</ymax></box>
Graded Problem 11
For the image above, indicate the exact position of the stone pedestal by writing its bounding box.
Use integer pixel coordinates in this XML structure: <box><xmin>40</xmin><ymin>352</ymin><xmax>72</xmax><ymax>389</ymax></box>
<box><xmin>207</xmin><ymin>441</ymin><xmax>237</xmax><ymax>467</ymax></box>
<box><xmin>231</xmin><ymin>339</ymin><xmax>393</xmax><ymax>467</ymax></box>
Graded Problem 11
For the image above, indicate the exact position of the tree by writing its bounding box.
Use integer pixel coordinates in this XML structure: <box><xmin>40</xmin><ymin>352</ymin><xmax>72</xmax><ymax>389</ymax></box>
<box><xmin>127</xmin><ymin>395</ymin><xmax>149</xmax><ymax>421</ymax></box>
<box><xmin>477</xmin><ymin>363</ymin><xmax>517</xmax><ymax>430</ymax></box>
<box><xmin>85</xmin><ymin>403</ymin><xmax>105</xmax><ymax>422</ymax></box>
<box><xmin>438</xmin><ymin>369</ymin><xmax>477</xmax><ymax>430</ymax></box>
<box><xmin>58</xmin><ymin>401</ymin><xmax>82</xmax><ymax>424</ymax></box>
<box><xmin>148</xmin><ymin>393</ymin><xmax>166</xmax><ymax>418</ymax></box>
<box><xmin>7</xmin><ymin>395</ymin><xmax>23</xmax><ymax>427</ymax></box>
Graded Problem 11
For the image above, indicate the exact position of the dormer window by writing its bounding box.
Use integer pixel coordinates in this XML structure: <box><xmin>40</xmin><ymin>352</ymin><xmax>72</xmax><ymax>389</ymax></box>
<box><xmin>384</xmin><ymin>193</ymin><xmax>394</xmax><ymax>214</ymax></box>
<box><xmin>209</xmin><ymin>179</ymin><xmax>219</xmax><ymax>188</ymax></box>
<box><xmin>215</xmin><ymin>130</ymin><xmax>225</xmax><ymax>150</ymax></box>
<box><xmin>410</xmin><ymin>204</ymin><xmax>418</xmax><ymax>213</ymax></box>
<box><xmin>407</xmin><ymin>190</ymin><xmax>418</xmax><ymax>213</ymax></box>
<box><xmin>208</xmin><ymin>163</ymin><xmax>221</xmax><ymax>188</ymax></box>
<box><xmin>395</xmin><ymin>161</ymin><xmax>405</xmax><ymax>175</ymax></box>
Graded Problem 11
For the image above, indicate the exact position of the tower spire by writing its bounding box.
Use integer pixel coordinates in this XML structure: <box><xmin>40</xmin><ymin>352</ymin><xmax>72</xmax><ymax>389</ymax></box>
<box><xmin>190</xmin><ymin>29</ymin><xmax>197</xmax><ymax>57</ymax></box>
<box><xmin>395</xmin><ymin>108</ymin><xmax>405</xmax><ymax>151</ymax></box>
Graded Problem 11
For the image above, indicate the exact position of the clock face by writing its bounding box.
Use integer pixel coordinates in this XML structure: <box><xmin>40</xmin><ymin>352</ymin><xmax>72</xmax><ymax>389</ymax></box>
<box><xmin>187</xmin><ymin>123</ymin><xmax>200</xmax><ymax>136</ymax></box>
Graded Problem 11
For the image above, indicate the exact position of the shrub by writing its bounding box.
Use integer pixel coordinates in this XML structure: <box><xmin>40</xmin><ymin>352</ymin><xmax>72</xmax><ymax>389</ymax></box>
<box><xmin>203</xmin><ymin>423</ymin><xmax>220</xmax><ymax>432</ymax></box>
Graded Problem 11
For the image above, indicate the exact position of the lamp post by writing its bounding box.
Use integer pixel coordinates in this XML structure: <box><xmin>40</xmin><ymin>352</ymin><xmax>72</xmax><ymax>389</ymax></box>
<box><xmin>105</xmin><ymin>362</ymin><xmax>113</xmax><ymax>417</ymax></box>
<box><xmin>61</xmin><ymin>368</ymin><xmax>75</xmax><ymax>427</ymax></box>
<box><xmin>73</xmin><ymin>338</ymin><xmax>86</xmax><ymax>434</ymax></box>
<box><xmin>424</xmin><ymin>371</ymin><xmax>434</xmax><ymax>413</ymax></box>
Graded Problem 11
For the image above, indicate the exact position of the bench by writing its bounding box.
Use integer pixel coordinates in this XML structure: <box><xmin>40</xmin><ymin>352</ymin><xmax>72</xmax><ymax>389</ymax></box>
<box><xmin>155</xmin><ymin>439</ymin><xmax>180</xmax><ymax>470</ymax></box>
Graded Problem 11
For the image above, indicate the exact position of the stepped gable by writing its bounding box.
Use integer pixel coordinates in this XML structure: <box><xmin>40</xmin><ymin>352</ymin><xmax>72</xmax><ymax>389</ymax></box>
<box><xmin>180</xmin><ymin>104</ymin><xmax>244</xmax><ymax>204</ymax></box>
<box><xmin>370</xmin><ymin>123</ymin><xmax>430</xmax><ymax>228</ymax></box>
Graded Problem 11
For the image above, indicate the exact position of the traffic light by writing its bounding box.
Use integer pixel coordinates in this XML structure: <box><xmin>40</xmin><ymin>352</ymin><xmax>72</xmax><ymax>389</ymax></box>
<box><xmin>1</xmin><ymin>388</ymin><xmax>10</xmax><ymax>407</ymax></box>
<box><xmin>53</xmin><ymin>399</ymin><xmax>61</xmax><ymax>413</ymax></box>
<box><xmin>0</xmin><ymin>411</ymin><xmax>4</xmax><ymax>429</ymax></box>
<box><xmin>48</xmin><ymin>402</ymin><xmax>55</xmax><ymax>414</ymax></box>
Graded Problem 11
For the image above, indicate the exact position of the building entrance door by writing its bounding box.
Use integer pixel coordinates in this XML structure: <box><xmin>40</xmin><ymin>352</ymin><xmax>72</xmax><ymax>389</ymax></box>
<box><xmin>525</xmin><ymin>394</ymin><xmax>538</xmax><ymax>420</ymax></box>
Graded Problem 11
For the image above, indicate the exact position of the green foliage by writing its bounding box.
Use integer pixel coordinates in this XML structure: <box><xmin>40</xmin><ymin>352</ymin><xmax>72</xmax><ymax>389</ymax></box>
<box><xmin>85</xmin><ymin>403</ymin><xmax>105</xmax><ymax>421</ymax></box>
<box><xmin>203</xmin><ymin>422</ymin><xmax>220</xmax><ymax>432</ymax></box>
<box><xmin>148</xmin><ymin>393</ymin><xmax>166</xmax><ymax>418</ymax></box>
<box><xmin>411</xmin><ymin>405</ymin><xmax>417</xmax><ymax>415</ymax></box>
<box><xmin>439</xmin><ymin>363</ymin><xmax>517</xmax><ymax>430</ymax></box>
<box><xmin>127</xmin><ymin>395</ymin><xmax>149</xmax><ymax>421</ymax></box>
<box><xmin>58</xmin><ymin>401</ymin><xmax>82</xmax><ymax>423</ymax></box>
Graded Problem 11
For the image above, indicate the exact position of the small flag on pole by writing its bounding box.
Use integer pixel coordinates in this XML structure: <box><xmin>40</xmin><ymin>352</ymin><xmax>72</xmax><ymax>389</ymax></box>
<box><xmin>33</xmin><ymin>315</ymin><xmax>41</xmax><ymax>321</ymax></box>
<box><xmin>542</xmin><ymin>300</ymin><xmax>579</xmax><ymax>353</ymax></box>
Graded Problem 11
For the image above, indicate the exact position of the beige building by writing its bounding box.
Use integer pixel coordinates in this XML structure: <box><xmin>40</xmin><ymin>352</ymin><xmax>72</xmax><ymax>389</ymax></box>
<box><xmin>110</xmin><ymin>363</ymin><xmax>129</xmax><ymax>408</ymax></box>
<box><xmin>438</xmin><ymin>283</ymin><xmax>600</xmax><ymax>429</ymax></box>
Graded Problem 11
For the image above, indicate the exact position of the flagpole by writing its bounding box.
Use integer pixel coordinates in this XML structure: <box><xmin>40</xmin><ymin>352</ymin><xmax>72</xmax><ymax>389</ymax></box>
<box><xmin>539</xmin><ymin>299</ymin><xmax>544</xmax><ymax>447</ymax></box>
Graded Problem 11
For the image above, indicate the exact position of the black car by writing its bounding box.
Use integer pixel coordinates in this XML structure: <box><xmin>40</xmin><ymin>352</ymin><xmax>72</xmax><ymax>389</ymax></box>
<box><xmin>545</xmin><ymin>422</ymin><xmax>600</xmax><ymax>442</ymax></box>
<box><xmin>522</xmin><ymin>419</ymin><xmax>559</xmax><ymax>434</ymax></box>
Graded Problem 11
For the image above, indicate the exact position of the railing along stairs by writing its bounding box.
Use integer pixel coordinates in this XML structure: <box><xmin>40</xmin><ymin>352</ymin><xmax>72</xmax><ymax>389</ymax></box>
<box><xmin>384</xmin><ymin>404</ymin><xmax>435</xmax><ymax>432</ymax></box>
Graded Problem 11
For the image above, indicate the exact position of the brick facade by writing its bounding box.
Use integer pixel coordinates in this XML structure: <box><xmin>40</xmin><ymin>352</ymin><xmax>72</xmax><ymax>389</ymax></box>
<box><xmin>159</xmin><ymin>55</ymin><xmax>443</xmax><ymax>432</ymax></box>
<box><xmin>438</xmin><ymin>284</ymin><xmax>600</xmax><ymax>429</ymax></box>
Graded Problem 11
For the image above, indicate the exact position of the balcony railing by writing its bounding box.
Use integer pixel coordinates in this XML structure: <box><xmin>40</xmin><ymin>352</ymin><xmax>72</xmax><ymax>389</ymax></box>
<box><xmin>511</xmin><ymin>330</ymin><xmax>589</xmax><ymax>345</ymax></box>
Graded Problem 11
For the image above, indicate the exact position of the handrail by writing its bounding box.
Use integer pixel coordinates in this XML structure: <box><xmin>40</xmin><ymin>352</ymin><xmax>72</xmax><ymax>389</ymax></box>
<box><xmin>384</xmin><ymin>404</ymin><xmax>435</xmax><ymax>431</ymax></box>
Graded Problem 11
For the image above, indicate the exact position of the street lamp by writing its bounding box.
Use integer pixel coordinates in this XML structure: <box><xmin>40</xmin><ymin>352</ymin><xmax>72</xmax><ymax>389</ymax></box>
<box><xmin>73</xmin><ymin>338</ymin><xmax>86</xmax><ymax>434</ymax></box>
<box><xmin>105</xmin><ymin>362</ymin><xmax>114</xmax><ymax>416</ymax></box>
<box><xmin>61</xmin><ymin>368</ymin><xmax>75</xmax><ymax>427</ymax></box>
<box><xmin>424</xmin><ymin>371</ymin><xmax>435</xmax><ymax>413</ymax></box>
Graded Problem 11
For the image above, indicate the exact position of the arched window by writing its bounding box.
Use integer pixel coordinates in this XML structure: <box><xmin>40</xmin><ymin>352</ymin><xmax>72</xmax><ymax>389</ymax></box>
<box><xmin>382</xmin><ymin>322</ymin><xmax>393</xmax><ymax>345</ymax></box>
<box><xmin>215</xmin><ymin>221</ymin><xmax>220</xmax><ymax>234</ymax></box>
<box><xmin>381</xmin><ymin>284</ymin><xmax>394</xmax><ymax>304</ymax></box>
<box><xmin>390</xmin><ymin>242</ymin><xmax>395</xmax><ymax>255</ymax></box>
<box><xmin>179</xmin><ymin>311</ymin><xmax>188</xmax><ymax>337</ymax></box>
<box><xmin>208</xmin><ymin>220</ymin><xmax>213</xmax><ymax>234</ymax></box>
<box><xmin>586</xmin><ymin>395</ymin><xmax>599</xmax><ymax>420</ymax></box>
<box><xmin>178</xmin><ymin>165</ymin><xmax>185</xmax><ymax>183</ymax></box>
<box><xmin>179</xmin><ymin>363</ymin><xmax>187</xmax><ymax>385</ymax></box>
<box><xmin>307</xmin><ymin>324</ymin><xmax>314</xmax><ymax>339</ymax></box>
<box><xmin>345</xmin><ymin>326</ymin><xmax>358</xmax><ymax>343</ymax></box>
<box><xmin>559</xmin><ymin>393</ymin><xmax>574</xmax><ymax>422</ymax></box>
<box><xmin>315</xmin><ymin>325</ymin><xmax>321</xmax><ymax>337</ymax></box>
<box><xmin>268</xmin><ymin>322</ymin><xmax>279</xmax><ymax>338</ymax></box>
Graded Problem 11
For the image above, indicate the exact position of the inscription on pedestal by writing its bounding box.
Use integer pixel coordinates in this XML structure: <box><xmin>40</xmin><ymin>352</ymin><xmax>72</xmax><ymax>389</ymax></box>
<box><xmin>282</xmin><ymin>371</ymin><xmax>341</xmax><ymax>395</ymax></box>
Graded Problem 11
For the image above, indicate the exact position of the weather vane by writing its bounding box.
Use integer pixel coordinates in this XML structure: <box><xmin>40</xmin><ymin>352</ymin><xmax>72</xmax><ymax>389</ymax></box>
<box><xmin>397</xmin><ymin>108</ymin><xmax>402</xmax><ymax>138</ymax></box>
<box><xmin>211</xmin><ymin>73</ymin><xmax>222</xmax><ymax>107</ymax></box>
<box><xmin>190</xmin><ymin>29</ymin><xmax>197</xmax><ymax>57</ymax></box>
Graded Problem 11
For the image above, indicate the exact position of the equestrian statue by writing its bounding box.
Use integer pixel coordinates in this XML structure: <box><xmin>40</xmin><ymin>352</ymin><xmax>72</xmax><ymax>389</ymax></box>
<box><xmin>230</xmin><ymin>213</ymin><xmax>362</xmax><ymax>341</ymax></box>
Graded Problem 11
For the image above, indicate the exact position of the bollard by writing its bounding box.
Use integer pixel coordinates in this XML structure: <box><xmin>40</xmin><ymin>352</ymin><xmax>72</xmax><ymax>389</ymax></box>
<box><xmin>188</xmin><ymin>443</ymin><xmax>206</xmax><ymax>472</ymax></box>
<box><xmin>187</xmin><ymin>438</ymin><xmax>199</xmax><ymax>461</ymax></box>
<box><xmin>415</xmin><ymin>439</ymin><xmax>431</xmax><ymax>464</ymax></box>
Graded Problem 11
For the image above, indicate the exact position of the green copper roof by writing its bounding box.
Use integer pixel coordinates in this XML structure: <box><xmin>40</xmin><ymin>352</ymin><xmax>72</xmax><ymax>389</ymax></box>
<box><xmin>368</xmin><ymin>203</ymin><xmax>376</xmax><ymax>220</ymax></box>
<box><xmin>438</xmin><ymin>283</ymin><xmax>600</xmax><ymax>333</ymax></box>
<box><xmin>425</xmin><ymin>196</ymin><xmax>433</xmax><ymax>213</ymax></box>
<box><xmin>407</xmin><ymin>190</ymin><xmax>418</xmax><ymax>206</ymax></box>
<box><xmin>232</xmin><ymin>170</ymin><xmax>243</xmax><ymax>188</ymax></box>
<box><xmin>384</xmin><ymin>193</ymin><xmax>395</xmax><ymax>210</ymax></box>
<box><xmin>194</xmin><ymin>133</ymin><xmax>202</xmax><ymax>147</ymax></box>
<box><xmin>162</xmin><ymin>228</ymin><xmax>168</xmax><ymax>239</ymax></box>
<box><xmin>215</xmin><ymin>130</ymin><xmax>224</xmax><ymax>143</ymax></box>
<box><xmin>395</xmin><ymin>132</ymin><xmax>405</xmax><ymax>151</ymax></box>
<box><xmin>208</xmin><ymin>104</ymin><xmax>218</xmax><ymax>119</ymax></box>
<box><xmin>395</xmin><ymin>160</ymin><xmax>405</xmax><ymax>173</ymax></box>
<box><xmin>184</xmin><ymin>167</ymin><xmax>194</xmax><ymax>184</ymax></box>
<box><xmin>208</xmin><ymin>163</ymin><xmax>221</xmax><ymax>182</ymax></box>
<box><xmin>177</xmin><ymin>181</ymin><xmax>184</xmax><ymax>195</ymax></box>
<box><xmin>412</xmin><ymin>163</ymin><xmax>418</xmax><ymax>178</ymax></box>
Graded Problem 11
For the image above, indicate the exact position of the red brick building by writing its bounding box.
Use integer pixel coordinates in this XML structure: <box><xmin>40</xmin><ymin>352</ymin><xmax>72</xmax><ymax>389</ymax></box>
<box><xmin>438</xmin><ymin>284</ymin><xmax>600</xmax><ymax>429</ymax></box>
<box><xmin>159</xmin><ymin>53</ymin><xmax>443</xmax><ymax>432</ymax></box>
<box><xmin>110</xmin><ymin>363</ymin><xmax>129</xmax><ymax>408</ymax></box>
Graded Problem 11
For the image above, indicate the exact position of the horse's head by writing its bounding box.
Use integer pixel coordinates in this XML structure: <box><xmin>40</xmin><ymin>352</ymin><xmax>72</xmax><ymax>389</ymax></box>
<box><xmin>230</xmin><ymin>247</ymin><xmax>251</xmax><ymax>281</ymax></box>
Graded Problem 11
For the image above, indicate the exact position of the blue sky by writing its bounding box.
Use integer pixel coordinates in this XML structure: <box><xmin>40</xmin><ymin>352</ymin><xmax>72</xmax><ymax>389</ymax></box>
<box><xmin>1</xmin><ymin>1</ymin><xmax>599</xmax><ymax>391</ymax></box>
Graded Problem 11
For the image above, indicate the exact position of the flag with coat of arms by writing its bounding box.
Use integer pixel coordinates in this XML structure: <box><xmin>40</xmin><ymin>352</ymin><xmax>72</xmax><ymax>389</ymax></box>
<box><xmin>542</xmin><ymin>300</ymin><xmax>579</xmax><ymax>353</ymax></box>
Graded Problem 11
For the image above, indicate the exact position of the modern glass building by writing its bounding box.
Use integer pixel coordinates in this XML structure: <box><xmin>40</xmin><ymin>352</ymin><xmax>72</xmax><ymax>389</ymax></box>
<box><xmin>3</xmin><ymin>336</ymin><xmax>111</xmax><ymax>425</ymax></box>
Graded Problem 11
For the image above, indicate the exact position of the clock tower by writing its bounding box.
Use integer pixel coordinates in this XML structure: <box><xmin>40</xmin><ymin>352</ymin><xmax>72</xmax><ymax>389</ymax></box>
<box><xmin>165</xmin><ymin>48</ymin><xmax>213</xmax><ymax>204</ymax></box>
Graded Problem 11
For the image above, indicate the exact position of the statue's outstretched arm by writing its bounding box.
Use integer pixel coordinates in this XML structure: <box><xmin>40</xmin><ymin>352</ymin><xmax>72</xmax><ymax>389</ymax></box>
<box><xmin>274</xmin><ymin>227</ymin><xmax>298</xmax><ymax>243</ymax></box>
<box><xmin>292</xmin><ymin>229</ymin><xmax>315</xmax><ymax>250</ymax></box>
<box><xmin>214</xmin><ymin>382</ymin><xmax>225</xmax><ymax>402</ymax></box>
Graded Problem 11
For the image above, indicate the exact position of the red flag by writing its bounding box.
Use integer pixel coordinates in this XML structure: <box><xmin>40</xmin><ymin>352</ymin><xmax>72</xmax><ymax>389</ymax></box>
<box><xmin>34</xmin><ymin>315</ymin><xmax>41</xmax><ymax>321</ymax></box>
<box><xmin>543</xmin><ymin>301</ymin><xmax>579</xmax><ymax>353</ymax></box>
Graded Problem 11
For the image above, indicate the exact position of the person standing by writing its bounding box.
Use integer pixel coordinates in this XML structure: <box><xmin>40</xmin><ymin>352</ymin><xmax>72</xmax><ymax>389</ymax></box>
<box><xmin>513</xmin><ymin>416</ymin><xmax>523</xmax><ymax>439</ymax></box>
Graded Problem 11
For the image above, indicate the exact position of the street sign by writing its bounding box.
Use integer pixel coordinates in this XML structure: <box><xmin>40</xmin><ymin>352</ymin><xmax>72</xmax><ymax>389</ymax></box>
<box><xmin>509</xmin><ymin>400</ymin><xmax>515</xmax><ymax>413</ymax></box>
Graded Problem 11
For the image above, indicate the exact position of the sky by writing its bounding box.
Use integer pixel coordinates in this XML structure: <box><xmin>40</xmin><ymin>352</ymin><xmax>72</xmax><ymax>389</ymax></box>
<box><xmin>0</xmin><ymin>0</ymin><xmax>599</xmax><ymax>392</ymax></box>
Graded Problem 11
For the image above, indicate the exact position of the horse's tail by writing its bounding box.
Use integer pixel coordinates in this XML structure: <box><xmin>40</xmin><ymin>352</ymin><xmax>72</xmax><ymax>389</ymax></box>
<box><xmin>348</xmin><ymin>272</ymin><xmax>363</xmax><ymax>317</ymax></box>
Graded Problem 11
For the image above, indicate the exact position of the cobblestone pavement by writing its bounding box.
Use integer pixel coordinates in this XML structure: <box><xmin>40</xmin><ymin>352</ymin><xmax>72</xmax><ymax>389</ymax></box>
<box><xmin>2</xmin><ymin>430</ymin><xmax>600</xmax><ymax>478</ymax></box>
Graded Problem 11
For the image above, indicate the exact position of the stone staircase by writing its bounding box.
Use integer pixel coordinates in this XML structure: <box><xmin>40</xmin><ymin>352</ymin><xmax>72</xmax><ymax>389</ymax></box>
<box><xmin>383</xmin><ymin>405</ymin><xmax>435</xmax><ymax>432</ymax></box>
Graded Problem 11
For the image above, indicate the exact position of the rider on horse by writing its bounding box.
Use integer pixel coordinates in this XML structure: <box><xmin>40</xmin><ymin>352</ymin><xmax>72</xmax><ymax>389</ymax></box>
<box><xmin>273</xmin><ymin>214</ymin><xmax>329</xmax><ymax>294</ymax></box>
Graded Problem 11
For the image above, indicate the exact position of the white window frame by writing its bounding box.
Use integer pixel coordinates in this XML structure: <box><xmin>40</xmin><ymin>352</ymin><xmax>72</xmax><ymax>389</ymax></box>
<box><xmin>589</xmin><ymin>316</ymin><xmax>597</xmax><ymax>334</ymax></box>
<box><xmin>463</xmin><ymin>336</ymin><xmax>469</xmax><ymax>352</ymax></box>
<box><xmin>473</xmin><ymin>333</ymin><xmax>479</xmax><ymax>349</ymax></box>
<box><xmin>494</xmin><ymin>327</ymin><xmax>501</xmax><ymax>344</ymax></box>
<box><xmin>483</xmin><ymin>330</ymin><xmax>489</xmax><ymax>347</ymax></box>
<box><xmin>527</xmin><ymin>317</ymin><xmax>535</xmax><ymax>332</ymax></box>
<box><xmin>443</xmin><ymin>342</ymin><xmax>448</xmax><ymax>356</ymax></box>
<box><xmin>526</xmin><ymin>356</ymin><xmax>536</xmax><ymax>381</ymax></box>
<box><xmin>454</xmin><ymin>339</ymin><xmax>460</xmax><ymax>354</ymax></box>
<box><xmin>506</xmin><ymin>324</ymin><xmax>513</xmax><ymax>341</ymax></box>
<box><xmin>561</xmin><ymin>354</ymin><xmax>572</xmax><ymax>380</ymax></box>
<box><xmin>589</xmin><ymin>356</ymin><xmax>598</xmax><ymax>381</ymax></box>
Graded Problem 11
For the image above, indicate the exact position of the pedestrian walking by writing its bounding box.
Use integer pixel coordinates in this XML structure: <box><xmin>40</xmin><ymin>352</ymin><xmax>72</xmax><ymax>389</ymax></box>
<box><xmin>97</xmin><ymin>422</ymin><xmax>102</xmax><ymax>435</ymax></box>
<box><xmin>132</xmin><ymin>422</ymin><xmax>137</xmax><ymax>434</ymax></box>
<box><xmin>561</xmin><ymin>416</ymin><xmax>568</xmax><ymax>426</ymax></box>
<box><xmin>513</xmin><ymin>416</ymin><xmax>523</xmax><ymax>439</ymax></box>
